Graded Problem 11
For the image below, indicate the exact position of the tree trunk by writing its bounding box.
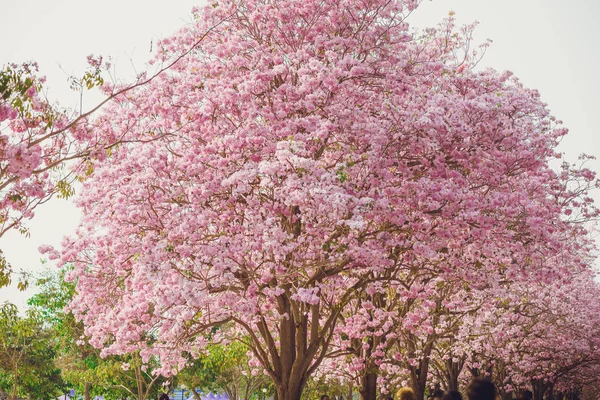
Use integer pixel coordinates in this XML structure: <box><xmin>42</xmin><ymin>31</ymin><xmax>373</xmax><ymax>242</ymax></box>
<box><xmin>359</xmin><ymin>371</ymin><xmax>377</xmax><ymax>400</ymax></box>
<box><xmin>408</xmin><ymin>342</ymin><xmax>434</xmax><ymax>400</ymax></box>
<box><xmin>10</xmin><ymin>363</ymin><xmax>18</xmax><ymax>400</ymax></box>
<box><xmin>407</xmin><ymin>299</ymin><xmax>442</xmax><ymax>400</ymax></box>
<box><xmin>356</xmin><ymin>324</ymin><xmax>379</xmax><ymax>400</ymax></box>
<box><xmin>531</xmin><ymin>379</ymin><xmax>548</xmax><ymax>400</ymax></box>
<box><xmin>225</xmin><ymin>385</ymin><xmax>238</xmax><ymax>400</ymax></box>
<box><xmin>409</xmin><ymin>366</ymin><xmax>426</xmax><ymax>400</ymax></box>
<box><xmin>443</xmin><ymin>358</ymin><xmax>462</xmax><ymax>391</ymax></box>
<box><xmin>135</xmin><ymin>363</ymin><xmax>146</xmax><ymax>400</ymax></box>
<box><xmin>276</xmin><ymin>382</ymin><xmax>304</xmax><ymax>400</ymax></box>
<box><xmin>84</xmin><ymin>382</ymin><xmax>92</xmax><ymax>400</ymax></box>
<box><xmin>248</xmin><ymin>205</ymin><xmax>344</xmax><ymax>400</ymax></box>
<box><xmin>546</xmin><ymin>385</ymin><xmax>555</xmax><ymax>400</ymax></box>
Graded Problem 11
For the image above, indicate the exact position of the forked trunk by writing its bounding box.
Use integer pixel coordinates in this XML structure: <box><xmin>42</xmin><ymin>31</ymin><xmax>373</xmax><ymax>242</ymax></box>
<box><xmin>443</xmin><ymin>358</ymin><xmax>462</xmax><ymax>391</ymax></box>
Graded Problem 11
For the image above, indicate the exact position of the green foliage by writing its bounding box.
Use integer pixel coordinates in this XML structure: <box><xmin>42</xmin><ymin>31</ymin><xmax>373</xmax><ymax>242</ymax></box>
<box><xmin>55</xmin><ymin>179</ymin><xmax>76</xmax><ymax>199</ymax></box>
<box><xmin>0</xmin><ymin>302</ymin><xmax>65</xmax><ymax>399</ymax></box>
<box><xmin>30</xmin><ymin>269</ymin><xmax>167</xmax><ymax>400</ymax></box>
<box><xmin>0</xmin><ymin>64</ymin><xmax>36</xmax><ymax>103</ymax></box>
<box><xmin>0</xmin><ymin>250</ymin><xmax>12</xmax><ymax>289</ymax></box>
<box><xmin>336</xmin><ymin>165</ymin><xmax>348</xmax><ymax>183</ymax></box>
<box><xmin>178</xmin><ymin>340</ymin><xmax>272</xmax><ymax>400</ymax></box>
<box><xmin>81</xmin><ymin>352</ymin><xmax>168</xmax><ymax>400</ymax></box>
<box><xmin>30</xmin><ymin>269</ymin><xmax>106</xmax><ymax>398</ymax></box>
<box><xmin>68</xmin><ymin>56</ymin><xmax>105</xmax><ymax>92</ymax></box>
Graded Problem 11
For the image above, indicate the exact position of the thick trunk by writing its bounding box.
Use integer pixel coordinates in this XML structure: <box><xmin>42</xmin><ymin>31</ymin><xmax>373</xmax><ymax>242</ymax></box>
<box><xmin>253</xmin><ymin>208</ymin><xmax>340</xmax><ymax>400</ymax></box>
<box><xmin>274</xmin><ymin>312</ymin><xmax>308</xmax><ymax>400</ymax></box>
<box><xmin>408</xmin><ymin>299</ymin><xmax>441</xmax><ymax>400</ymax></box>
<box><xmin>266</xmin><ymin>284</ymin><xmax>329</xmax><ymax>400</ymax></box>
<box><xmin>409</xmin><ymin>368</ymin><xmax>426</xmax><ymax>400</ymax></box>
<box><xmin>531</xmin><ymin>379</ymin><xmax>548</xmax><ymax>400</ymax></box>
<box><xmin>409</xmin><ymin>345</ymin><xmax>433</xmax><ymax>400</ymax></box>
<box><xmin>359</xmin><ymin>371</ymin><xmax>377</xmax><ymax>400</ymax></box>
<box><xmin>276</xmin><ymin>381</ymin><xmax>304</xmax><ymax>400</ymax></box>
<box><xmin>357</xmin><ymin>323</ymin><xmax>379</xmax><ymax>400</ymax></box>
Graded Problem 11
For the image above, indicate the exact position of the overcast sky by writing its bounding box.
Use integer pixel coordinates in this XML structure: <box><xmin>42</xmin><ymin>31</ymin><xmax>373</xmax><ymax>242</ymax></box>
<box><xmin>1</xmin><ymin>0</ymin><xmax>599</xmax><ymax>309</ymax></box>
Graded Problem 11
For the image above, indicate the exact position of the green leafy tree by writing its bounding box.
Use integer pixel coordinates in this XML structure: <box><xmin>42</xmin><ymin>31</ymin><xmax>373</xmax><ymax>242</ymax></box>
<box><xmin>30</xmin><ymin>269</ymin><xmax>167</xmax><ymax>400</ymax></box>
<box><xmin>178</xmin><ymin>340</ymin><xmax>272</xmax><ymax>400</ymax></box>
<box><xmin>29</xmin><ymin>269</ymin><xmax>101</xmax><ymax>400</ymax></box>
<box><xmin>0</xmin><ymin>301</ymin><xmax>65</xmax><ymax>400</ymax></box>
<box><xmin>90</xmin><ymin>352</ymin><xmax>167</xmax><ymax>400</ymax></box>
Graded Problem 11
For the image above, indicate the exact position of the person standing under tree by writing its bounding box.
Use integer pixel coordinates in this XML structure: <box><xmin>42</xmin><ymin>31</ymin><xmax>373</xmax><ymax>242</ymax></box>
<box><xmin>466</xmin><ymin>378</ymin><xmax>496</xmax><ymax>400</ymax></box>
<box><xmin>397</xmin><ymin>388</ymin><xmax>415</xmax><ymax>400</ymax></box>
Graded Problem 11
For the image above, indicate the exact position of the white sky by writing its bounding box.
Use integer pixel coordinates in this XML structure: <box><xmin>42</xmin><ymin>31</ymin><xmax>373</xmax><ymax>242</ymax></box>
<box><xmin>0</xmin><ymin>0</ymin><xmax>599</xmax><ymax>309</ymax></box>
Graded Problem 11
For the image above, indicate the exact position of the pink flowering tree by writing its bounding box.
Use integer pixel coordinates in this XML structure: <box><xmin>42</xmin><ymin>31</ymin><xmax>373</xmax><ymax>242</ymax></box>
<box><xmin>423</xmin><ymin>264</ymin><xmax>600</xmax><ymax>400</ymax></box>
<box><xmin>0</xmin><ymin>59</ymin><xmax>121</xmax><ymax>287</ymax></box>
<box><xmin>0</xmin><ymin>30</ymin><xmax>220</xmax><ymax>288</ymax></box>
<box><xmin>330</xmin><ymin>153</ymin><xmax>598</xmax><ymax>399</ymax></box>
<box><xmin>51</xmin><ymin>1</ymin><xmax>599</xmax><ymax>400</ymax></box>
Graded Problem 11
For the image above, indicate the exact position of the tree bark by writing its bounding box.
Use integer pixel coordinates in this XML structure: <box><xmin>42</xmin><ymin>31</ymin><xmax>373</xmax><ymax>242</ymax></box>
<box><xmin>359</xmin><ymin>371</ymin><xmax>377</xmax><ymax>400</ymax></box>
<box><xmin>276</xmin><ymin>382</ymin><xmax>304</xmax><ymax>400</ymax></box>
<box><xmin>408</xmin><ymin>339</ymin><xmax>435</xmax><ymax>400</ymax></box>
<box><xmin>355</xmin><ymin>293</ymin><xmax>384</xmax><ymax>400</ymax></box>
<box><xmin>409</xmin><ymin>367</ymin><xmax>426</xmax><ymax>400</ymax></box>
<box><xmin>10</xmin><ymin>362</ymin><xmax>18</xmax><ymax>400</ymax></box>
<box><xmin>442</xmin><ymin>358</ymin><xmax>462</xmax><ymax>391</ymax></box>
<box><xmin>546</xmin><ymin>385</ymin><xmax>555</xmax><ymax>400</ymax></box>
<box><xmin>531</xmin><ymin>379</ymin><xmax>548</xmax><ymax>400</ymax></box>
<box><xmin>84</xmin><ymin>382</ymin><xmax>92</xmax><ymax>400</ymax></box>
<box><xmin>191</xmin><ymin>389</ymin><xmax>202</xmax><ymax>400</ymax></box>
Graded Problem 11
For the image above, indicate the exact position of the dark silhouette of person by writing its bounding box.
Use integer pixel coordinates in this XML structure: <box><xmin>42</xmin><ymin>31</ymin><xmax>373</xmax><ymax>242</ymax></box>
<box><xmin>466</xmin><ymin>378</ymin><xmax>496</xmax><ymax>400</ymax></box>
<box><xmin>159</xmin><ymin>394</ymin><xmax>170</xmax><ymax>400</ymax></box>
<box><xmin>320</xmin><ymin>395</ymin><xmax>330</xmax><ymax>400</ymax></box>
<box><xmin>430</xmin><ymin>390</ymin><xmax>444</xmax><ymax>400</ymax></box>
<box><xmin>442</xmin><ymin>390</ymin><xmax>463</xmax><ymax>400</ymax></box>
